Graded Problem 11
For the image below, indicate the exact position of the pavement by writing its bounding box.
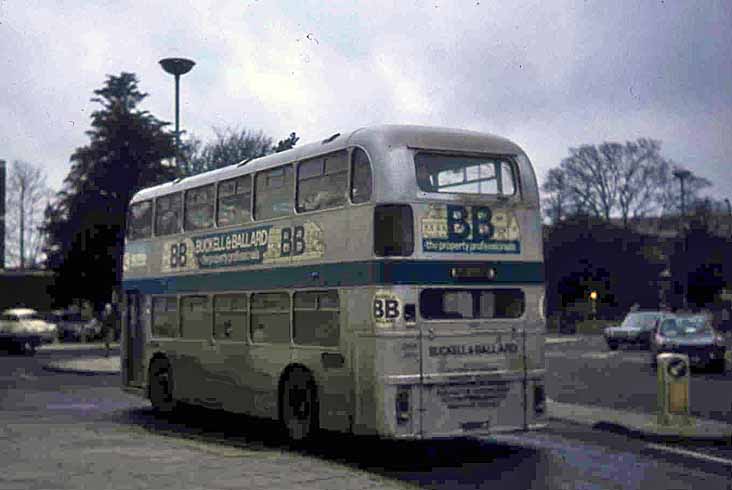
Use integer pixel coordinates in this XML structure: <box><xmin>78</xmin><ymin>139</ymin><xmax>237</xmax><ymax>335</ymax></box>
<box><xmin>545</xmin><ymin>335</ymin><xmax>582</xmax><ymax>345</ymax></box>
<box><xmin>548</xmin><ymin>398</ymin><xmax>732</xmax><ymax>444</ymax></box>
<box><xmin>43</xmin><ymin>352</ymin><xmax>121</xmax><ymax>375</ymax></box>
<box><xmin>39</xmin><ymin>341</ymin><xmax>121</xmax><ymax>352</ymax></box>
<box><xmin>43</xmin><ymin>343</ymin><xmax>732</xmax><ymax>445</ymax></box>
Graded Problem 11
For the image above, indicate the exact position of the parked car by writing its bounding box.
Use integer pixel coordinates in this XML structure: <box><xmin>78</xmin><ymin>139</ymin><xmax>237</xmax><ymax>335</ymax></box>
<box><xmin>0</xmin><ymin>308</ymin><xmax>58</xmax><ymax>354</ymax></box>
<box><xmin>649</xmin><ymin>314</ymin><xmax>726</xmax><ymax>372</ymax></box>
<box><xmin>604</xmin><ymin>310</ymin><xmax>669</xmax><ymax>350</ymax></box>
<box><xmin>49</xmin><ymin>310</ymin><xmax>99</xmax><ymax>342</ymax></box>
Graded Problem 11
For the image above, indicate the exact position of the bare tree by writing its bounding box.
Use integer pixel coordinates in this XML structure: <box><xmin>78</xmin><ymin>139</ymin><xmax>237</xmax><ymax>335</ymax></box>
<box><xmin>178</xmin><ymin>127</ymin><xmax>301</xmax><ymax>177</ymax></box>
<box><xmin>614</xmin><ymin>139</ymin><xmax>668</xmax><ymax>225</ymax></box>
<box><xmin>548</xmin><ymin>139</ymin><xmax>671</xmax><ymax>226</ymax></box>
<box><xmin>541</xmin><ymin>167</ymin><xmax>568</xmax><ymax>222</ymax></box>
<box><xmin>6</xmin><ymin>160</ymin><xmax>51</xmax><ymax>269</ymax></box>
<box><xmin>658</xmin><ymin>163</ymin><xmax>712</xmax><ymax>217</ymax></box>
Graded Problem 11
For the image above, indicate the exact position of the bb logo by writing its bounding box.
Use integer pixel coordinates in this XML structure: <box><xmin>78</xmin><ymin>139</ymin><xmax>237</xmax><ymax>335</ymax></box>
<box><xmin>373</xmin><ymin>292</ymin><xmax>401</xmax><ymax>324</ymax></box>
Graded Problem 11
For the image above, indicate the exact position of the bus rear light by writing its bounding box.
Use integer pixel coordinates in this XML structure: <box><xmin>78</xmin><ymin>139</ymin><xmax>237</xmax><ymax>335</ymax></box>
<box><xmin>534</xmin><ymin>384</ymin><xmax>546</xmax><ymax>416</ymax></box>
<box><xmin>396</xmin><ymin>386</ymin><xmax>411</xmax><ymax>425</ymax></box>
<box><xmin>404</xmin><ymin>304</ymin><xmax>416</xmax><ymax>324</ymax></box>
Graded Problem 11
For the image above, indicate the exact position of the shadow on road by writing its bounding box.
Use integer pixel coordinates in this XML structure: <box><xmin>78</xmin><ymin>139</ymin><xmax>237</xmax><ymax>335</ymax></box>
<box><xmin>113</xmin><ymin>404</ymin><xmax>543</xmax><ymax>489</ymax></box>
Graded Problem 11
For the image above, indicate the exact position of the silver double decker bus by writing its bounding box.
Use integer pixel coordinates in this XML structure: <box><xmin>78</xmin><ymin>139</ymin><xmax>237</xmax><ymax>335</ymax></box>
<box><xmin>121</xmin><ymin>125</ymin><xmax>546</xmax><ymax>440</ymax></box>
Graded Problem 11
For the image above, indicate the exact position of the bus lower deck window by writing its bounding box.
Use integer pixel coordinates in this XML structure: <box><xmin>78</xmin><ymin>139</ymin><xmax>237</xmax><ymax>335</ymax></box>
<box><xmin>152</xmin><ymin>296</ymin><xmax>179</xmax><ymax>338</ymax></box>
<box><xmin>250</xmin><ymin>292</ymin><xmax>290</xmax><ymax>343</ymax></box>
<box><xmin>293</xmin><ymin>291</ymin><xmax>340</xmax><ymax>346</ymax></box>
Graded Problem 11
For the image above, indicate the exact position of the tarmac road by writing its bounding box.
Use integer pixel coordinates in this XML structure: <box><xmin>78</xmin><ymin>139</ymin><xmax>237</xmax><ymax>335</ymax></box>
<box><xmin>545</xmin><ymin>335</ymin><xmax>732</xmax><ymax>425</ymax></box>
<box><xmin>1</xmin><ymin>344</ymin><xmax>731</xmax><ymax>489</ymax></box>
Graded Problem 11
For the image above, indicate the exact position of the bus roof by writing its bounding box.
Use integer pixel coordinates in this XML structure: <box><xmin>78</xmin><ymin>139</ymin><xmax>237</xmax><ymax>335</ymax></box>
<box><xmin>130</xmin><ymin>125</ymin><xmax>526</xmax><ymax>204</ymax></box>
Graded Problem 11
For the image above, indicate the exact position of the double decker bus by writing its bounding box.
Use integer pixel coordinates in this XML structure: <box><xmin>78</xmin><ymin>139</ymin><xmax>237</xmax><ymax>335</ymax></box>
<box><xmin>121</xmin><ymin>125</ymin><xmax>546</xmax><ymax>440</ymax></box>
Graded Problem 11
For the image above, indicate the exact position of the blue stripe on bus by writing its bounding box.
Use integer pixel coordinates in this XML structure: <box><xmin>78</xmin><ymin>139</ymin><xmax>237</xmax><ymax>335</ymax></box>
<box><xmin>121</xmin><ymin>260</ymin><xmax>544</xmax><ymax>294</ymax></box>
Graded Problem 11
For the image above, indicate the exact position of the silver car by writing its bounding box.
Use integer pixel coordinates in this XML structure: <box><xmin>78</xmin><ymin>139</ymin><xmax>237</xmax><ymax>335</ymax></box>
<box><xmin>0</xmin><ymin>308</ymin><xmax>58</xmax><ymax>354</ymax></box>
<box><xmin>650</xmin><ymin>314</ymin><xmax>727</xmax><ymax>372</ymax></box>
<box><xmin>604</xmin><ymin>311</ymin><xmax>669</xmax><ymax>350</ymax></box>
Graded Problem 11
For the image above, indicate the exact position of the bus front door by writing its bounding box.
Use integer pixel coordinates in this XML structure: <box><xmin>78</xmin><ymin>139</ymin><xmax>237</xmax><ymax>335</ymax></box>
<box><xmin>124</xmin><ymin>291</ymin><xmax>145</xmax><ymax>387</ymax></box>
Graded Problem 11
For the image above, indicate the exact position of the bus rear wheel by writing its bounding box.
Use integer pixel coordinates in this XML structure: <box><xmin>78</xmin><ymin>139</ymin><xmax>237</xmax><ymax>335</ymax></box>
<box><xmin>149</xmin><ymin>359</ymin><xmax>177</xmax><ymax>414</ymax></box>
<box><xmin>280</xmin><ymin>369</ymin><xmax>319</xmax><ymax>442</ymax></box>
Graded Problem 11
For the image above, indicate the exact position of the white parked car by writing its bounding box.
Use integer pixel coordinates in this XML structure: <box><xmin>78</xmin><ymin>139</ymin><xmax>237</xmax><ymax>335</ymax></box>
<box><xmin>0</xmin><ymin>308</ymin><xmax>58</xmax><ymax>354</ymax></box>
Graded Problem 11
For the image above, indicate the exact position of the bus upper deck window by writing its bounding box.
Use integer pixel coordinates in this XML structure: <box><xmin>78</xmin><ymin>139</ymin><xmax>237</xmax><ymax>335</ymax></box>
<box><xmin>217</xmin><ymin>175</ymin><xmax>252</xmax><ymax>227</ymax></box>
<box><xmin>155</xmin><ymin>193</ymin><xmax>183</xmax><ymax>236</ymax></box>
<box><xmin>351</xmin><ymin>148</ymin><xmax>372</xmax><ymax>204</ymax></box>
<box><xmin>374</xmin><ymin>204</ymin><xmax>414</xmax><ymax>257</ymax></box>
<box><xmin>184</xmin><ymin>184</ymin><xmax>215</xmax><ymax>231</ymax></box>
<box><xmin>500</xmin><ymin>161</ymin><xmax>516</xmax><ymax>195</ymax></box>
<box><xmin>297</xmin><ymin>151</ymin><xmax>347</xmax><ymax>212</ymax></box>
<box><xmin>254</xmin><ymin>165</ymin><xmax>294</xmax><ymax>220</ymax></box>
<box><xmin>127</xmin><ymin>200</ymin><xmax>152</xmax><ymax>240</ymax></box>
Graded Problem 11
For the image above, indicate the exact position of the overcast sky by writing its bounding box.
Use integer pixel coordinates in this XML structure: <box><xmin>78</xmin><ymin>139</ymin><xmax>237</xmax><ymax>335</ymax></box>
<box><xmin>1</xmin><ymin>1</ymin><xmax>730</xmax><ymax>202</ymax></box>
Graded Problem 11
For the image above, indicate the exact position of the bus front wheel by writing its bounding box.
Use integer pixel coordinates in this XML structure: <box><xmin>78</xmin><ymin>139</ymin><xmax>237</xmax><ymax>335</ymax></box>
<box><xmin>280</xmin><ymin>368</ymin><xmax>319</xmax><ymax>442</ymax></box>
<box><xmin>149</xmin><ymin>359</ymin><xmax>177</xmax><ymax>414</ymax></box>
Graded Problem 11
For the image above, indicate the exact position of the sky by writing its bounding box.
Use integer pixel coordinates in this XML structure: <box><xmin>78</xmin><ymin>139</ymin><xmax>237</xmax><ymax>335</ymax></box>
<box><xmin>1</xmin><ymin>0</ymin><xmax>731</xmax><ymax>202</ymax></box>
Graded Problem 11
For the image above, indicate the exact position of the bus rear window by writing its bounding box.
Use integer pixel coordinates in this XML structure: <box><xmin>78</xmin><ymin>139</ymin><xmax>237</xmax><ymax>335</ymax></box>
<box><xmin>415</xmin><ymin>153</ymin><xmax>516</xmax><ymax>196</ymax></box>
<box><xmin>420</xmin><ymin>289</ymin><xmax>524</xmax><ymax>319</ymax></box>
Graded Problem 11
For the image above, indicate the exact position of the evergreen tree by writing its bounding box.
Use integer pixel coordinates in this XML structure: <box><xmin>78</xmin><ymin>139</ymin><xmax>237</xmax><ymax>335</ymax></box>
<box><xmin>43</xmin><ymin>72</ymin><xmax>176</xmax><ymax>309</ymax></box>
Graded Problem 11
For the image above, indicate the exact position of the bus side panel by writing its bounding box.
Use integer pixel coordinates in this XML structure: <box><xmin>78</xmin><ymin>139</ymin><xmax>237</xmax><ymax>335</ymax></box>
<box><xmin>248</xmin><ymin>343</ymin><xmax>291</xmax><ymax>419</ymax></box>
<box><xmin>207</xmin><ymin>340</ymin><xmax>257</xmax><ymax>415</ymax></box>
<box><xmin>348</xmin><ymin>288</ymin><xmax>380</xmax><ymax>436</ymax></box>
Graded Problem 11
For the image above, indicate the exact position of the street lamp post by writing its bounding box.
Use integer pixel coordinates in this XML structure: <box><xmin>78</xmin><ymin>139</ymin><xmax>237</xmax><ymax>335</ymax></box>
<box><xmin>589</xmin><ymin>290</ymin><xmax>598</xmax><ymax>320</ymax></box>
<box><xmin>673</xmin><ymin>169</ymin><xmax>692</xmax><ymax>310</ymax></box>
<box><xmin>159</xmin><ymin>57</ymin><xmax>196</xmax><ymax>160</ymax></box>
<box><xmin>673</xmin><ymin>169</ymin><xmax>692</xmax><ymax>219</ymax></box>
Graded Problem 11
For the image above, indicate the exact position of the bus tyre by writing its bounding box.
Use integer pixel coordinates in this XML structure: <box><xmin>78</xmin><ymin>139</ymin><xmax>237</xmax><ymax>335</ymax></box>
<box><xmin>149</xmin><ymin>360</ymin><xmax>177</xmax><ymax>414</ymax></box>
<box><xmin>281</xmin><ymin>369</ymin><xmax>319</xmax><ymax>443</ymax></box>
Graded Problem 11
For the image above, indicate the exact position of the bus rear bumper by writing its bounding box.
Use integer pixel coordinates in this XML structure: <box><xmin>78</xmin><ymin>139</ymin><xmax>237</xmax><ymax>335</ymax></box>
<box><xmin>391</xmin><ymin>423</ymin><xmax>549</xmax><ymax>440</ymax></box>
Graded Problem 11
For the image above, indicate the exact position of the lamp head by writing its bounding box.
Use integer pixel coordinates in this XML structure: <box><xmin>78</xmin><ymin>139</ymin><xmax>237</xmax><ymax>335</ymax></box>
<box><xmin>159</xmin><ymin>58</ymin><xmax>195</xmax><ymax>76</ymax></box>
<box><xmin>672</xmin><ymin>169</ymin><xmax>691</xmax><ymax>180</ymax></box>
